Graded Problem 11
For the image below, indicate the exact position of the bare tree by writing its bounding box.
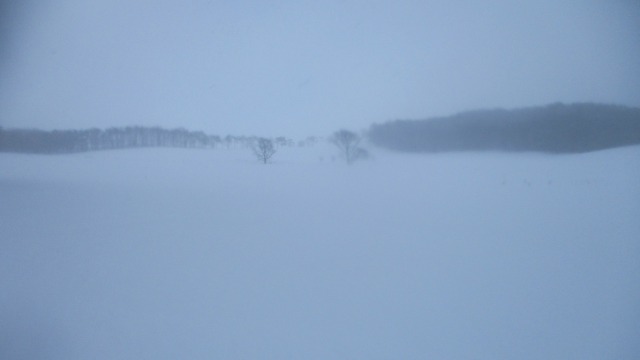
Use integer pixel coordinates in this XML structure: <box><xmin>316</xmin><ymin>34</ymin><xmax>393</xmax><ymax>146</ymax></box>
<box><xmin>252</xmin><ymin>137</ymin><xmax>277</xmax><ymax>164</ymax></box>
<box><xmin>330</xmin><ymin>129</ymin><xmax>368</xmax><ymax>165</ymax></box>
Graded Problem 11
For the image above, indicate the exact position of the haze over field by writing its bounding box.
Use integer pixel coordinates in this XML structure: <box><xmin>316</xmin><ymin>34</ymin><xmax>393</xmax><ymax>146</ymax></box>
<box><xmin>1</xmin><ymin>146</ymin><xmax>640</xmax><ymax>359</ymax></box>
<box><xmin>2</xmin><ymin>1</ymin><xmax>640</xmax><ymax>358</ymax></box>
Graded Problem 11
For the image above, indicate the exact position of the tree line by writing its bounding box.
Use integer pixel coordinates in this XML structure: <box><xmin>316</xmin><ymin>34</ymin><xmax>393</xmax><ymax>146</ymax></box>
<box><xmin>251</xmin><ymin>129</ymin><xmax>369</xmax><ymax>165</ymax></box>
<box><xmin>368</xmin><ymin>103</ymin><xmax>640</xmax><ymax>154</ymax></box>
<box><xmin>0</xmin><ymin>126</ymin><xmax>302</xmax><ymax>154</ymax></box>
<box><xmin>0</xmin><ymin>124</ymin><xmax>369</xmax><ymax>166</ymax></box>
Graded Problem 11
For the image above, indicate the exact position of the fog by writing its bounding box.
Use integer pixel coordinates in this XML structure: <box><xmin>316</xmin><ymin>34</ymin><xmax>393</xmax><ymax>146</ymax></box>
<box><xmin>1</xmin><ymin>0</ymin><xmax>639</xmax><ymax>137</ymax></box>
<box><xmin>2</xmin><ymin>1</ymin><xmax>640</xmax><ymax>359</ymax></box>
<box><xmin>2</xmin><ymin>146</ymin><xmax>640</xmax><ymax>358</ymax></box>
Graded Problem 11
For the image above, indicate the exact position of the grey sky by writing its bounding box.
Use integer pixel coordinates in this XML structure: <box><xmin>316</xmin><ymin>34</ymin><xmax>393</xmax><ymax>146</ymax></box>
<box><xmin>1</xmin><ymin>0</ymin><xmax>639</xmax><ymax>138</ymax></box>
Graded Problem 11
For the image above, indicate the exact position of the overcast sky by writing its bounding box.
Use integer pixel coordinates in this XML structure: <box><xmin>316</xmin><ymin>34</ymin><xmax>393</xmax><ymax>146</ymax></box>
<box><xmin>1</xmin><ymin>0</ymin><xmax>639</xmax><ymax>138</ymax></box>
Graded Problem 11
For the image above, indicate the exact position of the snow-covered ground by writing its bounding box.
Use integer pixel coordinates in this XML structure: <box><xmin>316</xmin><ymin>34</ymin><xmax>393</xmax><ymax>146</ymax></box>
<box><xmin>1</xmin><ymin>144</ymin><xmax>639</xmax><ymax>359</ymax></box>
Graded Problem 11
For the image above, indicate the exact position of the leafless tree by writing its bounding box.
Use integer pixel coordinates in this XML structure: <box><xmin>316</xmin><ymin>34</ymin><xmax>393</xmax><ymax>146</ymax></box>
<box><xmin>330</xmin><ymin>129</ymin><xmax>368</xmax><ymax>165</ymax></box>
<box><xmin>252</xmin><ymin>137</ymin><xmax>276</xmax><ymax>164</ymax></box>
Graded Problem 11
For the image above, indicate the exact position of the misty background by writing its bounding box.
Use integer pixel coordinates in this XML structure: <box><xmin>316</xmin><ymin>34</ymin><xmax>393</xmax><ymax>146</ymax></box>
<box><xmin>1</xmin><ymin>0</ymin><xmax>639</xmax><ymax>137</ymax></box>
<box><xmin>2</xmin><ymin>1</ymin><xmax>640</xmax><ymax>359</ymax></box>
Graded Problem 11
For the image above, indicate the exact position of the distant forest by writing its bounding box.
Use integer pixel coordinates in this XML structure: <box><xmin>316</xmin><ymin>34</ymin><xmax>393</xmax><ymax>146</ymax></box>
<box><xmin>3</xmin><ymin>103</ymin><xmax>640</xmax><ymax>155</ymax></box>
<box><xmin>0</xmin><ymin>126</ymin><xmax>302</xmax><ymax>154</ymax></box>
<box><xmin>368</xmin><ymin>103</ymin><xmax>640</xmax><ymax>153</ymax></box>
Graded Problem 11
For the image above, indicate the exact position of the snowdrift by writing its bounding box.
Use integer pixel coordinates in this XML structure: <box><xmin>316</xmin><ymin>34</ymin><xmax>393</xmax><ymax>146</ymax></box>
<box><xmin>1</xmin><ymin>146</ymin><xmax>639</xmax><ymax>359</ymax></box>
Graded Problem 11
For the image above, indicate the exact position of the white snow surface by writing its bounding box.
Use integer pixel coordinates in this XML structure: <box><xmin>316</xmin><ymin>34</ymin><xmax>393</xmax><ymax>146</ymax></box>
<box><xmin>1</xmin><ymin>145</ymin><xmax>639</xmax><ymax>359</ymax></box>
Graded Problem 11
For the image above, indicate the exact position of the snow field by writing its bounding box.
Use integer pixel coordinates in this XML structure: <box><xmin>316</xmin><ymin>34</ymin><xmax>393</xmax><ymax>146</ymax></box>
<box><xmin>1</xmin><ymin>145</ymin><xmax>639</xmax><ymax>359</ymax></box>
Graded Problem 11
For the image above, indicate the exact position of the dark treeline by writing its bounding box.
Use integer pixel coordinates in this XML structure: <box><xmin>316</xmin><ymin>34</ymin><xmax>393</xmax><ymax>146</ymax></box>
<box><xmin>0</xmin><ymin>126</ymin><xmax>299</xmax><ymax>154</ymax></box>
<box><xmin>369</xmin><ymin>103</ymin><xmax>640</xmax><ymax>154</ymax></box>
<box><xmin>0</xmin><ymin>126</ymin><xmax>212</xmax><ymax>153</ymax></box>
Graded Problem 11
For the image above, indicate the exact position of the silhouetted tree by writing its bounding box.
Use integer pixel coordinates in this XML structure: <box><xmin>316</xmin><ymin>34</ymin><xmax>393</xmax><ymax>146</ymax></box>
<box><xmin>252</xmin><ymin>137</ymin><xmax>276</xmax><ymax>164</ymax></box>
<box><xmin>330</xmin><ymin>129</ymin><xmax>368</xmax><ymax>164</ymax></box>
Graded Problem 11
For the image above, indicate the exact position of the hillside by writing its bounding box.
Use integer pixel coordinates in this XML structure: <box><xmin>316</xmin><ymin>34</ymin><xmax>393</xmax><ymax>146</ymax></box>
<box><xmin>369</xmin><ymin>103</ymin><xmax>640</xmax><ymax>153</ymax></box>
